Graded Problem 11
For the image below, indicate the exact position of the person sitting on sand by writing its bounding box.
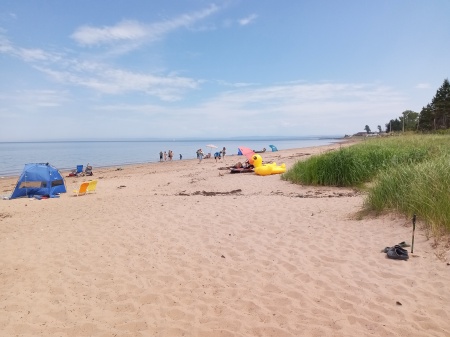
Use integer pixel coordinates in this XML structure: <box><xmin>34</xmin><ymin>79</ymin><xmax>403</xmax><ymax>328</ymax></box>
<box><xmin>243</xmin><ymin>160</ymin><xmax>254</xmax><ymax>169</ymax></box>
<box><xmin>232</xmin><ymin>162</ymin><xmax>243</xmax><ymax>169</ymax></box>
<box><xmin>229</xmin><ymin>160</ymin><xmax>254</xmax><ymax>171</ymax></box>
<box><xmin>85</xmin><ymin>163</ymin><xmax>93</xmax><ymax>176</ymax></box>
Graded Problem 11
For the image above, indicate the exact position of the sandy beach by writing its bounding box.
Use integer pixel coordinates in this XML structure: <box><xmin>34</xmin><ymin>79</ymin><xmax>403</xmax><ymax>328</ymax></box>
<box><xmin>1</xmin><ymin>141</ymin><xmax>449</xmax><ymax>337</ymax></box>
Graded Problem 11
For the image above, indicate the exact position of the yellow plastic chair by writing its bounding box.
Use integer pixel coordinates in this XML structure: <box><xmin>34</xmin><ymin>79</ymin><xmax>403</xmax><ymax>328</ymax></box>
<box><xmin>73</xmin><ymin>182</ymin><xmax>89</xmax><ymax>196</ymax></box>
<box><xmin>87</xmin><ymin>180</ymin><xmax>98</xmax><ymax>193</ymax></box>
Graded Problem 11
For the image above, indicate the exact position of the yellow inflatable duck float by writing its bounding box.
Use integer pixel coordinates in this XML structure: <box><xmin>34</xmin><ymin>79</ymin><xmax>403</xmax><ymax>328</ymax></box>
<box><xmin>250</xmin><ymin>154</ymin><xmax>286</xmax><ymax>176</ymax></box>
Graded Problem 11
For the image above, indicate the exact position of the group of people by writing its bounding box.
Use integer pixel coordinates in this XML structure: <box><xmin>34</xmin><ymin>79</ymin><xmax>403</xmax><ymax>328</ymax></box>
<box><xmin>159</xmin><ymin>150</ymin><xmax>182</xmax><ymax>162</ymax></box>
<box><xmin>159</xmin><ymin>146</ymin><xmax>227</xmax><ymax>163</ymax></box>
<box><xmin>197</xmin><ymin>147</ymin><xmax>226</xmax><ymax>163</ymax></box>
<box><xmin>69</xmin><ymin>163</ymin><xmax>93</xmax><ymax>177</ymax></box>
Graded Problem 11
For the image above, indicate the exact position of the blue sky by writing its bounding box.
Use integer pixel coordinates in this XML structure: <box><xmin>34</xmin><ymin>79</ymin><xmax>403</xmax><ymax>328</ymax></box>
<box><xmin>1</xmin><ymin>0</ymin><xmax>449</xmax><ymax>141</ymax></box>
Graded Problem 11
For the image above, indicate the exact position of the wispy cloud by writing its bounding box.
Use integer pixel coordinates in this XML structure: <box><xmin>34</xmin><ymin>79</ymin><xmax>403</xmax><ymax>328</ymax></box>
<box><xmin>35</xmin><ymin>62</ymin><xmax>199</xmax><ymax>101</ymax></box>
<box><xmin>0</xmin><ymin>12</ymin><xmax>17</xmax><ymax>21</ymax></box>
<box><xmin>85</xmin><ymin>81</ymin><xmax>406</xmax><ymax>136</ymax></box>
<box><xmin>415</xmin><ymin>83</ymin><xmax>430</xmax><ymax>89</ymax></box>
<box><xmin>0</xmin><ymin>32</ymin><xmax>13</xmax><ymax>53</ymax></box>
<box><xmin>239</xmin><ymin>14</ymin><xmax>258</xmax><ymax>26</ymax></box>
<box><xmin>71</xmin><ymin>4</ymin><xmax>219</xmax><ymax>47</ymax></box>
<box><xmin>1</xmin><ymin>89</ymin><xmax>70</xmax><ymax>112</ymax></box>
<box><xmin>71</xmin><ymin>20</ymin><xmax>148</xmax><ymax>46</ymax></box>
<box><xmin>0</xmin><ymin>6</ymin><xmax>219</xmax><ymax>101</ymax></box>
<box><xmin>16</xmin><ymin>47</ymin><xmax>62</xmax><ymax>62</ymax></box>
<box><xmin>216</xmin><ymin>79</ymin><xmax>258</xmax><ymax>88</ymax></box>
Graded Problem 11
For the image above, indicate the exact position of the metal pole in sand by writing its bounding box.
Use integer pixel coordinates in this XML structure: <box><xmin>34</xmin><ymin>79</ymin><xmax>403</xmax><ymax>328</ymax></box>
<box><xmin>411</xmin><ymin>214</ymin><xmax>416</xmax><ymax>253</ymax></box>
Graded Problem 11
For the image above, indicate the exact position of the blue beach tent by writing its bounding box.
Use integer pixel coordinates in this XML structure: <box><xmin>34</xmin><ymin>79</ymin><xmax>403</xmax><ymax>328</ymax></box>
<box><xmin>269</xmin><ymin>145</ymin><xmax>278</xmax><ymax>152</ymax></box>
<box><xmin>10</xmin><ymin>163</ymin><xmax>66</xmax><ymax>199</ymax></box>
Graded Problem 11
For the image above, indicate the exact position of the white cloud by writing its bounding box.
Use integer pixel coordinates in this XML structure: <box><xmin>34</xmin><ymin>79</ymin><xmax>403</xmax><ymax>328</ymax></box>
<box><xmin>16</xmin><ymin>47</ymin><xmax>62</xmax><ymax>62</ymax></box>
<box><xmin>216</xmin><ymin>79</ymin><xmax>258</xmax><ymax>88</ymax></box>
<box><xmin>239</xmin><ymin>14</ymin><xmax>258</xmax><ymax>26</ymax></box>
<box><xmin>415</xmin><ymin>83</ymin><xmax>430</xmax><ymax>89</ymax></box>
<box><xmin>0</xmin><ymin>32</ymin><xmax>13</xmax><ymax>53</ymax></box>
<box><xmin>81</xmin><ymin>81</ymin><xmax>406</xmax><ymax>136</ymax></box>
<box><xmin>71</xmin><ymin>4</ymin><xmax>220</xmax><ymax>47</ymax></box>
<box><xmin>1</xmin><ymin>89</ymin><xmax>70</xmax><ymax>113</ymax></box>
<box><xmin>35</xmin><ymin>62</ymin><xmax>199</xmax><ymax>101</ymax></box>
<box><xmin>1</xmin><ymin>32</ymin><xmax>199</xmax><ymax>101</ymax></box>
<box><xmin>71</xmin><ymin>20</ymin><xmax>148</xmax><ymax>46</ymax></box>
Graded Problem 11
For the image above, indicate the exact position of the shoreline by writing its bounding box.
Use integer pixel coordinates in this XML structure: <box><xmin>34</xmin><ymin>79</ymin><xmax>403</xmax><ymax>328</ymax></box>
<box><xmin>0</xmin><ymin>138</ymin><xmax>352</xmax><ymax>182</ymax></box>
<box><xmin>0</xmin><ymin>137</ymin><xmax>347</xmax><ymax>178</ymax></box>
<box><xmin>1</xmin><ymin>139</ymin><xmax>449</xmax><ymax>336</ymax></box>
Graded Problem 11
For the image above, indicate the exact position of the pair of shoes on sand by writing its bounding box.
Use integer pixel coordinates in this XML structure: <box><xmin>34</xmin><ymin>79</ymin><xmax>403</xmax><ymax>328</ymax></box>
<box><xmin>382</xmin><ymin>242</ymin><xmax>410</xmax><ymax>260</ymax></box>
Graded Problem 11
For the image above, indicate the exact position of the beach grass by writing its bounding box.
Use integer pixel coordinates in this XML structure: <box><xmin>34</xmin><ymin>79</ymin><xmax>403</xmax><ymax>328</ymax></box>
<box><xmin>364</xmin><ymin>153</ymin><xmax>450</xmax><ymax>234</ymax></box>
<box><xmin>283</xmin><ymin>134</ymin><xmax>450</xmax><ymax>234</ymax></box>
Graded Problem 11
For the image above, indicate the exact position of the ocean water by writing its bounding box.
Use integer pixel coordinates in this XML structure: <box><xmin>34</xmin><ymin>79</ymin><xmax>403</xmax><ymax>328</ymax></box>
<box><xmin>0</xmin><ymin>137</ymin><xmax>342</xmax><ymax>177</ymax></box>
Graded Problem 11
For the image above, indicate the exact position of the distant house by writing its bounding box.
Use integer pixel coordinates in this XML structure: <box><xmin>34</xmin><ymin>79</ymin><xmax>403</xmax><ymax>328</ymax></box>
<box><xmin>352</xmin><ymin>131</ymin><xmax>379</xmax><ymax>137</ymax></box>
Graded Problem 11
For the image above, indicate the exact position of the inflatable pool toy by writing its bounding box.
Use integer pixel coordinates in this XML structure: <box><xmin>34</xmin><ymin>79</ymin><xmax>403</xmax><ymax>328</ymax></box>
<box><xmin>250</xmin><ymin>154</ymin><xmax>286</xmax><ymax>176</ymax></box>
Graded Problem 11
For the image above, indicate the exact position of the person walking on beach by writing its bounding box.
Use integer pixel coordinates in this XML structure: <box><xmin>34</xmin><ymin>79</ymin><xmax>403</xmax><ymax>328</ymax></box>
<box><xmin>197</xmin><ymin>149</ymin><xmax>204</xmax><ymax>163</ymax></box>
<box><xmin>179</xmin><ymin>154</ymin><xmax>182</xmax><ymax>160</ymax></box>
<box><xmin>168</xmin><ymin>150</ymin><xmax>173</xmax><ymax>161</ymax></box>
<box><xmin>222</xmin><ymin>147</ymin><xmax>226</xmax><ymax>160</ymax></box>
<box><xmin>159</xmin><ymin>151</ymin><xmax>163</xmax><ymax>162</ymax></box>
<box><xmin>164</xmin><ymin>151</ymin><xmax>167</xmax><ymax>161</ymax></box>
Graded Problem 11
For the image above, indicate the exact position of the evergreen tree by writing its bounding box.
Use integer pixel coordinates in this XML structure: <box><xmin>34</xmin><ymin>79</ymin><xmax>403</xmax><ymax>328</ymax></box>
<box><xmin>418</xmin><ymin>104</ymin><xmax>434</xmax><ymax>131</ymax></box>
<box><xmin>418</xmin><ymin>78</ymin><xmax>450</xmax><ymax>130</ymax></box>
<box><xmin>433</xmin><ymin>78</ymin><xmax>450</xmax><ymax>129</ymax></box>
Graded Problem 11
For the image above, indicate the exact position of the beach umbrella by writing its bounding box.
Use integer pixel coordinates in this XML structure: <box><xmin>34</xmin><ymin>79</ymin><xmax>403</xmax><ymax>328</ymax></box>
<box><xmin>237</xmin><ymin>146</ymin><xmax>255</xmax><ymax>160</ymax></box>
<box><xmin>206</xmin><ymin>144</ymin><xmax>218</xmax><ymax>154</ymax></box>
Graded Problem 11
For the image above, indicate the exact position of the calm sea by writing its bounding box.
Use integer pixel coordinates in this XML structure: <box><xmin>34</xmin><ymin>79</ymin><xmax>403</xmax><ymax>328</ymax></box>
<box><xmin>0</xmin><ymin>137</ymin><xmax>342</xmax><ymax>177</ymax></box>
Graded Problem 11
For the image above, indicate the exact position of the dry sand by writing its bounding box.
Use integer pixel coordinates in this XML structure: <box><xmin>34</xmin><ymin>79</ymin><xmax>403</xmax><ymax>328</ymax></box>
<box><xmin>1</xmin><ymin>141</ymin><xmax>449</xmax><ymax>337</ymax></box>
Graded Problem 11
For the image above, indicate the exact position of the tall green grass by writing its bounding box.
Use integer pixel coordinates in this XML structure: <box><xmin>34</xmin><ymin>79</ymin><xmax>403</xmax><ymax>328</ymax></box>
<box><xmin>283</xmin><ymin>134</ymin><xmax>450</xmax><ymax>234</ymax></box>
<box><xmin>282</xmin><ymin>136</ymin><xmax>430</xmax><ymax>187</ymax></box>
<box><xmin>365</xmin><ymin>154</ymin><xmax>450</xmax><ymax>233</ymax></box>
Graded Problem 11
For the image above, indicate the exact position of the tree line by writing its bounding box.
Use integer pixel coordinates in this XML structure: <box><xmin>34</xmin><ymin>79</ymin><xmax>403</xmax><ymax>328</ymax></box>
<box><xmin>383</xmin><ymin>78</ymin><xmax>450</xmax><ymax>133</ymax></box>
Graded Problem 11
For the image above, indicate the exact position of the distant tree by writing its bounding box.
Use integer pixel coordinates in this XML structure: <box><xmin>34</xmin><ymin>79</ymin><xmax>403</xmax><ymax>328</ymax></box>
<box><xmin>399</xmin><ymin>110</ymin><xmax>419</xmax><ymax>131</ymax></box>
<box><xmin>433</xmin><ymin>78</ymin><xmax>450</xmax><ymax>129</ymax></box>
<box><xmin>377</xmin><ymin>125</ymin><xmax>382</xmax><ymax>133</ymax></box>
<box><xmin>418</xmin><ymin>104</ymin><xmax>434</xmax><ymax>131</ymax></box>
<box><xmin>364</xmin><ymin>125</ymin><xmax>371</xmax><ymax>133</ymax></box>
<box><xmin>385</xmin><ymin>119</ymin><xmax>402</xmax><ymax>132</ymax></box>
<box><xmin>418</xmin><ymin>78</ymin><xmax>450</xmax><ymax>130</ymax></box>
